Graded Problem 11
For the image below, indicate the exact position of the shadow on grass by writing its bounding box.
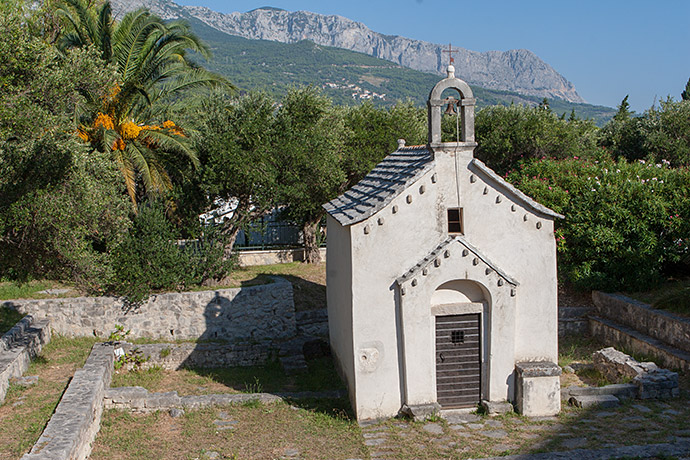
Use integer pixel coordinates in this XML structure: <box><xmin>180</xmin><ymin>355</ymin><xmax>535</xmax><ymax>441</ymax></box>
<box><xmin>0</xmin><ymin>306</ymin><xmax>24</xmax><ymax>335</ymax></box>
<box><xmin>186</xmin><ymin>356</ymin><xmax>345</xmax><ymax>394</ymax></box>
<box><xmin>285</xmin><ymin>396</ymin><xmax>356</xmax><ymax>422</ymax></box>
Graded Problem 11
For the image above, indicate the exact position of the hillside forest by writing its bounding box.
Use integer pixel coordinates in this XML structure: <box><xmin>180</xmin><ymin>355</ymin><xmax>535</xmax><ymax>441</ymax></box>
<box><xmin>1</xmin><ymin>1</ymin><xmax>689</xmax><ymax>303</ymax></box>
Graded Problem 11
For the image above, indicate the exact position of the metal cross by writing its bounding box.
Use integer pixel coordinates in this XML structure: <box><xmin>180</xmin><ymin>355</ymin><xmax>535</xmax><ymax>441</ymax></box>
<box><xmin>442</xmin><ymin>43</ymin><xmax>460</xmax><ymax>66</ymax></box>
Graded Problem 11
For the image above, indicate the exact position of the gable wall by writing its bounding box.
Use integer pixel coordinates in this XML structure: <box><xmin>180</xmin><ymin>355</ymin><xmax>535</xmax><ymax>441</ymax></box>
<box><xmin>433</xmin><ymin>148</ymin><xmax>558</xmax><ymax>362</ymax></box>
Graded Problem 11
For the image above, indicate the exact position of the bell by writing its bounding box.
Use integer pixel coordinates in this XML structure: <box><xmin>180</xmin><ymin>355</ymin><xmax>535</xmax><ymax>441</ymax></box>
<box><xmin>444</xmin><ymin>98</ymin><xmax>458</xmax><ymax>115</ymax></box>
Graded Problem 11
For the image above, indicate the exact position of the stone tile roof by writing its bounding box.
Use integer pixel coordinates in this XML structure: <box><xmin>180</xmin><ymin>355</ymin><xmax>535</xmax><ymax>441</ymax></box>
<box><xmin>323</xmin><ymin>145</ymin><xmax>433</xmax><ymax>226</ymax></box>
<box><xmin>396</xmin><ymin>235</ymin><xmax>519</xmax><ymax>287</ymax></box>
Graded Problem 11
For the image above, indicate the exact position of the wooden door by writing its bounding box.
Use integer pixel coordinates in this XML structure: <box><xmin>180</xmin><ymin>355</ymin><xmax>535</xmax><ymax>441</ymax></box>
<box><xmin>435</xmin><ymin>313</ymin><xmax>481</xmax><ymax>408</ymax></box>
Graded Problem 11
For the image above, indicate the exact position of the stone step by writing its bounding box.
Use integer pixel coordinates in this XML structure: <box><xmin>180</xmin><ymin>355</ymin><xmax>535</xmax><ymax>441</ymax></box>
<box><xmin>561</xmin><ymin>383</ymin><xmax>637</xmax><ymax>401</ymax></box>
<box><xmin>568</xmin><ymin>394</ymin><xmax>620</xmax><ymax>409</ymax></box>
<box><xmin>589</xmin><ymin>316</ymin><xmax>690</xmax><ymax>372</ymax></box>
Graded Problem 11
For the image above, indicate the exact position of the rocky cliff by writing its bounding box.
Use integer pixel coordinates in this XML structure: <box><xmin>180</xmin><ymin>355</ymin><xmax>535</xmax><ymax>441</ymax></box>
<box><xmin>110</xmin><ymin>0</ymin><xmax>585</xmax><ymax>103</ymax></box>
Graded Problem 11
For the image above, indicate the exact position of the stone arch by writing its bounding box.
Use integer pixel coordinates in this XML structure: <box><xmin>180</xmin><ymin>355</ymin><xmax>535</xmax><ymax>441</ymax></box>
<box><xmin>427</xmin><ymin>67</ymin><xmax>476</xmax><ymax>144</ymax></box>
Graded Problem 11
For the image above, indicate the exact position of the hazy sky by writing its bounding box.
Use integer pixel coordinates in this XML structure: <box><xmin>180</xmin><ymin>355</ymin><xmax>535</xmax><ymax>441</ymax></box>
<box><xmin>174</xmin><ymin>0</ymin><xmax>690</xmax><ymax>112</ymax></box>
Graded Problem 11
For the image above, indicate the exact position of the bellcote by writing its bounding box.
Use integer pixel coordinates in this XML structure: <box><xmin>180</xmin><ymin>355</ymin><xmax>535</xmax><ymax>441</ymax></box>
<box><xmin>427</xmin><ymin>65</ymin><xmax>477</xmax><ymax>148</ymax></box>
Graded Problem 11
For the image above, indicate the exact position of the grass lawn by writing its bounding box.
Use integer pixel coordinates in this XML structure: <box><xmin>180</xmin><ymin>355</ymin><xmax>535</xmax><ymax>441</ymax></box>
<box><xmin>0</xmin><ymin>280</ymin><xmax>79</xmax><ymax>301</ymax></box>
<box><xmin>0</xmin><ymin>261</ymin><xmax>327</xmax><ymax>312</ymax></box>
<box><xmin>0</xmin><ymin>335</ymin><xmax>98</xmax><ymax>460</ymax></box>
<box><xmin>91</xmin><ymin>398</ymin><xmax>364</xmax><ymax>460</ymax></box>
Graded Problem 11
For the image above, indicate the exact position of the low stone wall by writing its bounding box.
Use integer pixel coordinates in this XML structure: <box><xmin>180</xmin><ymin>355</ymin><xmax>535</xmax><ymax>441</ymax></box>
<box><xmin>590</xmin><ymin>316</ymin><xmax>690</xmax><ymax>372</ymax></box>
<box><xmin>104</xmin><ymin>386</ymin><xmax>346</xmax><ymax>412</ymax></box>
<box><xmin>558</xmin><ymin>306</ymin><xmax>591</xmax><ymax>336</ymax></box>
<box><xmin>0</xmin><ymin>316</ymin><xmax>51</xmax><ymax>404</ymax></box>
<box><xmin>592</xmin><ymin>291</ymin><xmax>690</xmax><ymax>353</ymax></box>
<box><xmin>593</xmin><ymin>347</ymin><xmax>679</xmax><ymax>399</ymax></box>
<box><xmin>119</xmin><ymin>342</ymin><xmax>276</xmax><ymax>370</ymax></box>
<box><xmin>3</xmin><ymin>277</ymin><xmax>296</xmax><ymax>342</ymax></box>
<box><xmin>21</xmin><ymin>343</ymin><xmax>114</xmax><ymax>460</ymax></box>
<box><xmin>237</xmin><ymin>248</ymin><xmax>326</xmax><ymax>267</ymax></box>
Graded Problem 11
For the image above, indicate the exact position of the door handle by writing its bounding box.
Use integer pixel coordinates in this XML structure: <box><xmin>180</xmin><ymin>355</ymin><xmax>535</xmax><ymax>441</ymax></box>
<box><xmin>439</xmin><ymin>352</ymin><xmax>445</xmax><ymax>363</ymax></box>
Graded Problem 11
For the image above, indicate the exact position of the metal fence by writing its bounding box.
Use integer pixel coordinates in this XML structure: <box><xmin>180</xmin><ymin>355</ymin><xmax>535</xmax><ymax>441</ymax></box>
<box><xmin>234</xmin><ymin>218</ymin><xmax>303</xmax><ymax>250</ymax></box>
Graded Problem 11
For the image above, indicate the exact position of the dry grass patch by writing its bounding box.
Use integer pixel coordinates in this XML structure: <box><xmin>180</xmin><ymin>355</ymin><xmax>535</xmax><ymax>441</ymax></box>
<box><xmin>0</xmin><ymin>336</ymin><xmax>98</xmax><ymax>459</ymax></box>
<box><xmin>91</xmin><ymin>398</ymin><xmax>365</xmax><ymax>460</ymax></box>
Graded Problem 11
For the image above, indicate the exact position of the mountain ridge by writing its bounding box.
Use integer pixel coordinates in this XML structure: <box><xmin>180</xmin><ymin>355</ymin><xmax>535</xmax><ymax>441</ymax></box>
<box><xmin>110</xmin><ymin>0</ymin><xmax>585</xmax><ymax>103</ymax></box>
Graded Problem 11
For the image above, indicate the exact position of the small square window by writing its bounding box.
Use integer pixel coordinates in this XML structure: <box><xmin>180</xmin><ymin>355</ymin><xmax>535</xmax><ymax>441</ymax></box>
<box><xmin>448</xmin><ymin>208</ymin><xmax>463</xmax><ymax>234</ymax></box>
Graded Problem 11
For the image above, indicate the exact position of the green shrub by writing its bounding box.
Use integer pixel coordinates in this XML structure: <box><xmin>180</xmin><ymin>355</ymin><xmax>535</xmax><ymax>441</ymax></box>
<box><xmin>109</xmin><ymin>201</ymin><xmax>231</xmax><ymax>303</ymax></box>
<box><xmin>469</xmin><ymin>103</ymin><xmax>601</xmax><ymax>174</ymax></box>
<box><xmin>508</xmin><ymin>158</ymin><xmax>690</xmax><ymax>291</ymax></box>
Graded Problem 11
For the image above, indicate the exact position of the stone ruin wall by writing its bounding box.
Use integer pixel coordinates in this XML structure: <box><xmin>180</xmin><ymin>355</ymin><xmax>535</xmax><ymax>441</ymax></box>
<box><xmin>1</xmin><ymin>277</ymin><xmax>296</xmax><ymax>342</ymax></box>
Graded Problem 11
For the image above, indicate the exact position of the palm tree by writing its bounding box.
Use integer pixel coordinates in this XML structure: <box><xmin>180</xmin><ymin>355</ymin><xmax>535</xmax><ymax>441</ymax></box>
<box><xmin>55</xmin><ymin>0</ymin><xmax>232</xmax><ymax>208</ymax></box>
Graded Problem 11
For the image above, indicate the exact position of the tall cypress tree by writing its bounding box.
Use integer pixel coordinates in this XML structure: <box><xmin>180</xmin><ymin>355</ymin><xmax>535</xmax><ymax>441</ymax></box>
<box><xmin>682</xmin><ymin>78</ymin><xmax>690</xmax><ymax>101</ymax></box>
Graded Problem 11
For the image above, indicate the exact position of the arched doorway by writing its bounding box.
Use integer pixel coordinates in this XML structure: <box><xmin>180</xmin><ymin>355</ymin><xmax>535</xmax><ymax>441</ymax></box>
<box><xmin>431</xmin><ymin>280</ymin><xmax>489</xmax><ymax>409</ymax></box>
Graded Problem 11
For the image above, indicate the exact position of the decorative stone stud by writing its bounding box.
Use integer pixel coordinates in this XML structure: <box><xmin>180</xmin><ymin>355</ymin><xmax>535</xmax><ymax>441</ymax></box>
<box><xmin>511</xmin><ymin>204</ymin><xmax>516</xmax><ymax>212</ymax></box>
<box><xmin>411</xmin><ymin>279</ymin><xmax>418</xmax><ymax>287</ymax></box>
<box><xmin>422</xmin><ymin>268</ymin><xmax>428</xmax><ymax>276</ymax></box>
<box><xmin>536</xmin><ymin>222</ymin><xmax>542</xmax><ymax>229</ymax></box>
<box><xmin>485</xmin><ymin>268</ymin><xmax>492</xmax><ymax>275</ymax></box>
<box><xmin>510</xmin><ymin>288</ymin><xmax>516</xmax><ymax>297</ymax></box>
<box><xmin>434</xmin><ymin>258</ymin><xmax>441</xmax><ymax>267</ymax></box>
<box><xmin>483</xmin><ymin>187</ymin><xmax>489</xmax><ymax>195</ymax></box>
<box><xmin>472</xmin><ymin>258</ymin><xmax>479</xmax><ymax>266</ymax></box>
<box><xmin>497</xmin><ymin>279</ymin><xmax>504</xmax><ymax>287</ymax></box>
<box><xmin>406</xmin><ymin>195</ymin><xmax>413</xmax><ymax>204</ymax></box>
<box><xmin>470</xmin><ymin>175</ymin><xmax>476</xmax><ymax>183</ymax></box>
<box><xmin>419</xmin><ymin>185</ymin><xmax>426</xmax><ymax>194</ymax></box>
<box><xmin>431</xmin><ymin>173</ymin><xmax>438</xmax><ymax>184</ymax></box>
<box><xmin>462</xmin><ymin>249</ymin><xmax>469</xmax><ymax>257</ymax></box>
<box><xmin>378</xmin><ymin>217</ymin><xmax>384</xmax><ymax>226</ymax></box>
<box><xmin>364</xmin><ymin>225</ymin><xmax>370</xmax><ymax>234</ymax></box>
<box><xmin>392</xmin><ymin>205</ymin><xmax>398</xmax><ymax>214</ymax></box>
<box><xmin>444</xmin><ymin>250</ymin><xmax>450</xmax><ymax>258</ymax></box>
<box><xmin>496</xmin><ymin>196</ymin><xmax>502</xmax><ymax>204</ymax></box>
<box><xmin>523</xmin><ymin>214</ymin><xmax>529</xmax><ymax>222</ymax></box>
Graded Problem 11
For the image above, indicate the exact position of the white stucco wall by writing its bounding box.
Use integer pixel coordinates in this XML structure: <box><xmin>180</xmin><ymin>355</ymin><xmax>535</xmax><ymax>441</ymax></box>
<box><xmin>327</xmin><ymin>142</ymin><xmax>559</xmax><ymax>420</ymax></box>
<box><xmin>348</xmin><ymin>169</ymin><xmax>445</xmax><ymax>420</ymax></box>
<box><xmin>325</xmin><ymin>215</ymin><xmax>356</xmax><ymax>407</ymax></box>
